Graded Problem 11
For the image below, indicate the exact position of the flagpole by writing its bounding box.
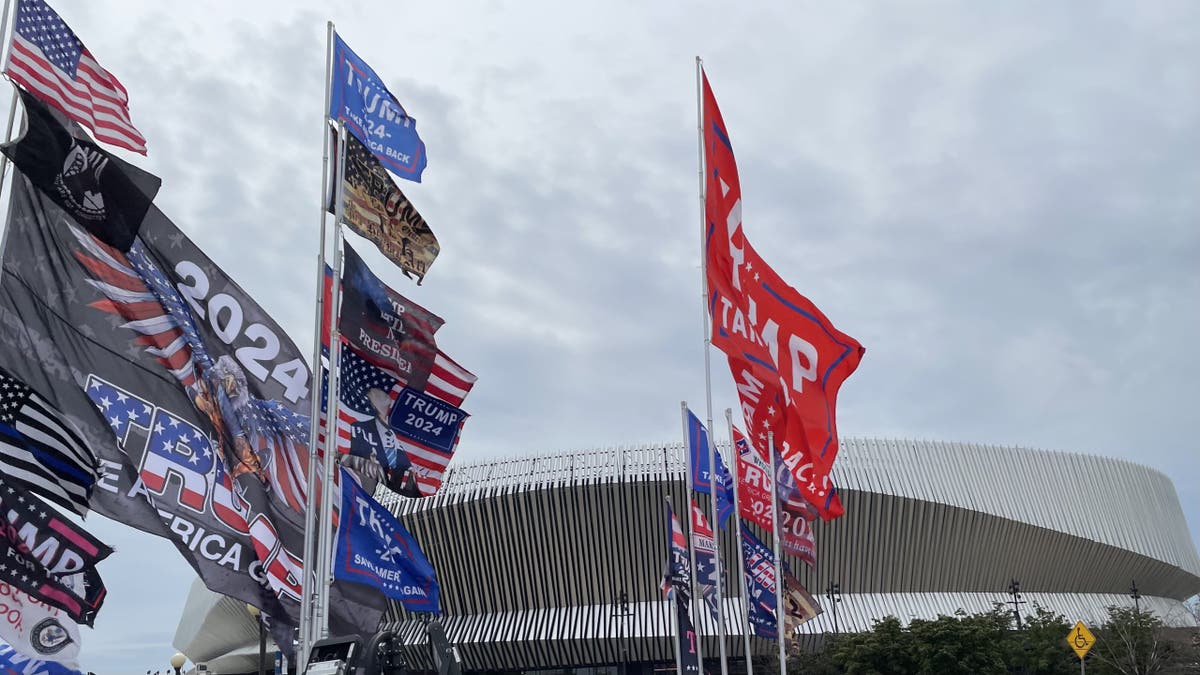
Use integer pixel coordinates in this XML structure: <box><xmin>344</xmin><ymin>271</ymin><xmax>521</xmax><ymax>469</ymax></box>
<box><xmin>767</xmin><ymin>431</ymin><xmax>787</xmax><ymax>669</ymax></box>
<box><xmin>299</xmin><ymin>20</ymin><xmax>335</xmax><ymax>668</ymax></box>
<box><xmin>695</xmin><ymin>53</ymin><xmax>730</xmax><ymax>675</ymax></box>
<box><xmin>316</xmin><ymin>121</ymin><xmax>350</xmax><ymax>640</ymax></box>
<box><xmin>665</xmin><ymin>496</ymin><xmax>685</xmax><ymax>675</ymax></box>
<box><xmin>679</xmin><ymin>402</ymin><xmax>706</xmax><ymax>671</ymax></box>
<box><xmin>724</xmin><ymin>409</ymin><xmax>755</xmax><ymax>675</ymax></box>
<box><xmin>0</xmin><ymin>0</ymin><xmax>23</xmax><ymax>262</ymax></box>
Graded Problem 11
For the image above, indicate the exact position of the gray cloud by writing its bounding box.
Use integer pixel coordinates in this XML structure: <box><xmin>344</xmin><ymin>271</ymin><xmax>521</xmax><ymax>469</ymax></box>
<box><xmin>15</xmin><ymin>1</ymin><xmax>1200</xmax><ymax>672</ymax></box>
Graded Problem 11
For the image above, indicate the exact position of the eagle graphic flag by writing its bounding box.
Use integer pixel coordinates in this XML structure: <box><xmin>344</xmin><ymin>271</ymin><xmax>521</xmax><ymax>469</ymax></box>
<box><xmin>0</xmin><ymin>163</ymin><xmax>386</xmax><ymax>655</ymax></box>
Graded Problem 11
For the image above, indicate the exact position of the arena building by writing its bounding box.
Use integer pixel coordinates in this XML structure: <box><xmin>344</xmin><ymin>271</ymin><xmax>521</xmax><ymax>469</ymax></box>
<box><xmin>174</xmin><ymin>439</ymin><xmax>1200</xmax><ymax>674</ymax></box>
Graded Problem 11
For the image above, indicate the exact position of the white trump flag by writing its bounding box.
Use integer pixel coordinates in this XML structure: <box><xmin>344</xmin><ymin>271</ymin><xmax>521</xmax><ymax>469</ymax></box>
<box><xmin>0</xmin><ymin>578</ymin><xmax>83</xmax><ymax>670</ymax></box>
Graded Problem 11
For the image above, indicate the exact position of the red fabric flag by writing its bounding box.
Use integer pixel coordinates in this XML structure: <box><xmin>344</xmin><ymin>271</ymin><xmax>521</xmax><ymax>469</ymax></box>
<box><xmin>733</xmin><ymin>426</ymin><xmax>818</xmax><ymax>565</ymax></box>
<box><xmin>5</xmin><ymin>0</ymin><xmax>147</xmax><ymax>153</ymax></box>
<box><xmin>702</xmin><ymin>69</ymin><xmax>862</xmax><ymax>519</ymax></box>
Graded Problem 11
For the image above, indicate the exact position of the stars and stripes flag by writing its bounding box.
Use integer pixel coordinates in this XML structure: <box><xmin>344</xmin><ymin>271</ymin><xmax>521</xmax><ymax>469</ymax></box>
<box><xmin>426</xmin><ymin>350</ymin><xmax>477</xmax><ymax>408</ymax></box>
<box><xmin>661</xmin><ymin>500</ymin><xmax>692</xmax><ymax>602</ymax></box>
<box><xmin>319</xmin><ymin>346</ymin><xmax>471</xmax><ymax>497</ymax></box>
<box><xmin>4</xmin><ymin>0</ymin><xmax>147</xmax><ymax>154</ymax></box>
<box><xmin>690</xmin><ymin>499</ymin><xmax>720</xmax><ymax>622</ymax></box>
<box><xmin>0</xmin><ymin>367</ymin><xmax>97</xmax><ymax>516</ymax></box>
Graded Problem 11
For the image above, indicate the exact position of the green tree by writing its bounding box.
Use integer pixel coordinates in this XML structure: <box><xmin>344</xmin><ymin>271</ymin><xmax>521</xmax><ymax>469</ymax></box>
<box><xmin>904</xmin><ymin>609</ymin><xmax>1010</xmax><ymax>675</ymax></box>
<box><xmin>1089</xmin><ymin>606</ymin><xmax>1176</xmax><ymax>675</ymax></box>
<box><xmin>1009</xmin><ymin>605</ymin><xmax>1076</xmax><ymax>675</ymax></box>
<box><xmin>830</xmin><ymin>616</ymin><xmax>916</xmax><ymax>674</ymax></box>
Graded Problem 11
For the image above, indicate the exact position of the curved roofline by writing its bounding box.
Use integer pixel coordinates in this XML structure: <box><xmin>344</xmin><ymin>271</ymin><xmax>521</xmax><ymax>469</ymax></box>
<box><xmin>449</xmin><ymin>437</ymin><xmax>1172</xmax><ymax>480</ymax></box>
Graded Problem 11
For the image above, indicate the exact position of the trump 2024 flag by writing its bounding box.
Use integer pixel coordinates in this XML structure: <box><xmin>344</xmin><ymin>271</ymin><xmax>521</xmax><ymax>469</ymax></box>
<box><xmin>333</xmin><ymin>468</ymin><xmax>439</xmax><ymax>611</ymax></box>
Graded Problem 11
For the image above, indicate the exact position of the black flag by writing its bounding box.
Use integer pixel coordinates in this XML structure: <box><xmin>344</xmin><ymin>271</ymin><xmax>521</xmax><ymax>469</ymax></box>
<box><xmin>0</xmin><ymin>88</ymin><xmax>159</xmax><ymax>251</ymax></box>
<box><xmin>336</xmin><ymin>242</ymin><xmax>442</xmax><ymax>388</ymax></box>
<box><xmin>0</xmin><ymin>171</ymin><xmax>386</xmax><ymax>655</ymax></box>
<box><xmin>0</xmin><ymin>473</ymin><xmax>110</xmax><ymax>626</ymax></box>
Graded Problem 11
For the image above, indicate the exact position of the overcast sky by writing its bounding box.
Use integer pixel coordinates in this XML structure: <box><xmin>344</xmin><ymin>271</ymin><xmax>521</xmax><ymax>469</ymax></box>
<box><xmin>8</xmin><ymin>1</ymin><xmax>1199</xmax><ymax>672</ymax></box>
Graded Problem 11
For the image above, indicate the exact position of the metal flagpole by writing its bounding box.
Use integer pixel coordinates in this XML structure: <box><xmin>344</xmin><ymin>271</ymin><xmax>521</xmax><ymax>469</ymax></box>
<box><xmin>316</xmin><ymin>121</ymin><xmax>350</xmax><ymax>640</ymax></box>
<box><xmin>767</xmin><ymin>431</ymin><xmax>787</xmax><ymax>669</ymax></box>
<box><xmin>0</xmin><ymin>0</ymin><xmax>25</xmax><ymax>269</ymax></box>
<box><xmin>299</xmin><ymin>20</ymin><xmax>335</xmax><ymax>668</ymax></box>
<box><xmin>665</xmin><ymin>495</ymin><xmax>685</xmax><ymax>675</ymax></box>
<box><xmin>694</xmin><ymin>53</ymin><xmax>730</xmax><ymax>675</ymax></box>
<box><xmin>679</xmin><ymin>403</ymin><xmax>707</xmax><ymax>672</ymax></box>
<box><xmin>724</xmin><ymin>409</ymin><xmax>754</xmax><ymax>675</ymax></box>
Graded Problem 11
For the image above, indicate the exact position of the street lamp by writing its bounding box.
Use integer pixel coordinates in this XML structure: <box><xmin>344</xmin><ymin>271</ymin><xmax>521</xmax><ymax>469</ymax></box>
<box><xmin>611</xmin><ymin>590</ymin><xmax>634</xmax><ymax>675</ymax></box>
<box><xmin>1129</xmin><ymin>580</ymin><xmax>1141</xmax><ymax>615</ymax></box>
<box><xmin>247</xmin><ymin>604</ymin><xmax>267</xmax><ymax>675</ymax></box>
<box><xmin>825</xmin><ymin>582</ymin><xmax>842</xmax><ymax>638</ymax></box>
<box><xmin>1007</xmin><ymin>579</ymin><xmax>1026</xmax><ymax>630</ymax></box>
<box><xmin>170</xmin><ymin>654</ymin><xmax>186</xmax><ymax>675</ymax></box>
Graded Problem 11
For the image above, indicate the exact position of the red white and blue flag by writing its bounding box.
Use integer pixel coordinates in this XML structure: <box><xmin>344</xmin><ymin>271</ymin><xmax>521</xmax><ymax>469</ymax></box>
<box><xmin>4</xmin><ymin>0</ymin><xmax>146</xmax><ymax>153</ymax></box>
<box><xmin>690</xmin><ymin>500</ymin><xmax>719</xmax><ymax>622</ymax></box>
<box><xmin>662</xmin><ymin>500</ymin><xmax>691</xmax><ymax>603</ymax></box>
<box><xmin>320</xmin><ymin>346</ymin><xmax>468</xmax><ymax>497</ymax></box>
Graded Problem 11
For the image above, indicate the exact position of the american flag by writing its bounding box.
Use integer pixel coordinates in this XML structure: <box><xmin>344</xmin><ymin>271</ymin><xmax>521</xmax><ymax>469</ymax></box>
<box><xmin>0</xmin><ymin>368</ymin><xmax>97</xmax><ymax>516</ymax></box>
<box><xmin>426</xmin><ymin>350</ymin><xmax>477</xmax><ymax>407</ymax></box>
<box><xmin>319</xmin><ymin>345</ymin><xmax>472</xmax><ymax>497</ymax></box>
<box><xmin>4</xmin><ymin>0</ymin><xmax>147</xmax><ymax>154</ymax></box>
<box><xmin>661</xmin><ymin>500</ymin><xmax>692</xmax><ymax>602</ymax></box>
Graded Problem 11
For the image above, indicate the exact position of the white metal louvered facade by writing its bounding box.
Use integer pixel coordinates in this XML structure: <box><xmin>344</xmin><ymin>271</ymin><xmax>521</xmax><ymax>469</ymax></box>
<box><xmin>377</xmin><ymin>439</ymin><xmax>1200</xmax><ymax>671</ymax></box>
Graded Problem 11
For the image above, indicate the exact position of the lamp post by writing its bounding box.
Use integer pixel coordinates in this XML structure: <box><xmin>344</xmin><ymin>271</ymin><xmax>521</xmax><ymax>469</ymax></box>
<box><xmin>170</xmin><ymin>654</ymin><xmax>186</xmax><ymax>675</ymax></box>
<box><xmin>247</xmin><ymin>604</ymin><xmax>267</xmax><ymax>675</ymax></box>
<box><xmin>1007</xmin><ymin>579</ymin><xmax>1026</xmax><ymax>630</ymax></box>
<box><xmin>612</xmin><ymin>590</ymin><xmax>635</xmax><ymax>675</ymax></box>
<box><xmin>825</xmin><ymin>582</ymin><xmax>842</xmax><ymax>638</ymax></box>
<box><xmin>1129</xmin><ymin>580</ymin><xmax>1141</xmax><ymax>615</ymax></box>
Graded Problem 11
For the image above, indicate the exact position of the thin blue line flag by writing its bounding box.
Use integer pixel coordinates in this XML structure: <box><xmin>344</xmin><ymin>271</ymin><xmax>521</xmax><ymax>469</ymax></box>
<box><xmin>685</xmin><ymin>409</ymin><xmax>734</xmax><ymax>528</ymax></box>
<box><xmin>330</xmin><ymin>33</ymin><xmax>428</xmax><ymax>182</ymax></box>
<box><xmin>333</xmin><ymin>468</ymin><xmax>440</xmax><ymax>611</ymax></box>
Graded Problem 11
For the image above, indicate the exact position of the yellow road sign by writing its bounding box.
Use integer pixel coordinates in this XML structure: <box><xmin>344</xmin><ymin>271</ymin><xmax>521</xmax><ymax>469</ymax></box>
<box><xmin>1067</xmin><ymin>621</ymin><xmax>1096</xmax><ymax>659</ymax></box>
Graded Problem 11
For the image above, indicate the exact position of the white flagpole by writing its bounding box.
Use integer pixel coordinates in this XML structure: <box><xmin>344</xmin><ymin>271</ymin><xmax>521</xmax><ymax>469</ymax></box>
<box><xmin>665</xmin><ymin>496</ymin><xmax>686</xmax><ymax>675</ymax></box>
<box><xmin>316</xmin><ymin>121</ymin><xmax>350</xmax><ymax>640</ymax></box>
<box><xmin>767</xmin><ymin>431</ymin><xmax>787</xmax><ymax>669</ymax></box>
<box><xmin>0</xmin><ymin>0</ymin><xmax>24</xmax><ymax>268</ymax></box>
<box><xmin>0</xmin><ymin>0</ymin><xmax>19</xmax><ymax>184</ymax></box>
<box><xmin>299</xmin><ymin>20</ymin><xmax>335</xmax><ymax>667</ymax></box>
<box><xmin>724</xmin><ymin>409</ymin><xmax>755</xmax><ymax>675</ymax></box>
<box><xmin>694</xmin><ymin>54</ymin><xmax>730</xmax><ymax>675</ymax></box>
<box><xmin>679</xmin><ymin>402</ymin><xmax>706</xmax><ymax>672</ymax></box>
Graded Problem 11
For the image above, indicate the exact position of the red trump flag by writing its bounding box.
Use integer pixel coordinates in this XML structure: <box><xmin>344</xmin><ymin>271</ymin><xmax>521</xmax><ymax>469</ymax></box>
<box><xmin>702</xmin><ymin>68</ymin><xmax>863</xmax><ymax>519</ymax></box>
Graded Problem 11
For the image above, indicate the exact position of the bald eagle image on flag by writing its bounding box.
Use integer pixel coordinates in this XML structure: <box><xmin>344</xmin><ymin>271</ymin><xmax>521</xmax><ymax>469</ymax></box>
<box><xmin>0</xmin><ymin>104</ymin><xmax>387</xmax><ymax>654</ymax></box>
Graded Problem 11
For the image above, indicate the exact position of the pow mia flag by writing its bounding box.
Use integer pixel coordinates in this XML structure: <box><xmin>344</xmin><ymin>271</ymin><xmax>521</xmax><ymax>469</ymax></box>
<box><xmin>338</xmin><ymin>242</ymin><xmax>442</xmax><ymax>388</ymax></box>
<box><xmin>0</xmin><ymin>88</ymin><xmax>160</xmax><ymax>252</ymax></box>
